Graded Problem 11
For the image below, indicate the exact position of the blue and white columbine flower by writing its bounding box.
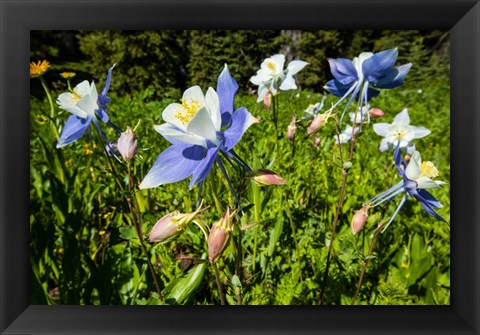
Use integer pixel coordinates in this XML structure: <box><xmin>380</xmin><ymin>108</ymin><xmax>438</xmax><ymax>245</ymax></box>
<box><xmin>368</xmin><ymin>145</ymin><xmax>447</xmax><ymax>232</ymax></box>
<box><xmin>325</xmin><ymin>48</ymin><xmax>411</xmax><ymax>121</ymax></box>
<box><xmin>250</xmin><ymin>54</ymin><xmax>308</xmax><ymax>102</ymax></box>
<box><xmin>56</xmin><ymin>65</ymin><xmax>119</xmax><ymax>148</ymax></box>
<box><xmin>373</xmin><ymin>108</ymin><xmax>430</xmax><ymax>155</ymax></box>
<box><xmin>139</xmin><ymin>65</ymin><xmax>258</xmax><ymax>193</ymax></box>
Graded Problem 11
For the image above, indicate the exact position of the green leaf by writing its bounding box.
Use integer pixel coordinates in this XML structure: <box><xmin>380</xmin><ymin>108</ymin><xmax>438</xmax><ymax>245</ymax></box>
<box><xmin>163</xmin><ymin>254</ymin><xmax>207</xmax><ymax>304</ymax></box>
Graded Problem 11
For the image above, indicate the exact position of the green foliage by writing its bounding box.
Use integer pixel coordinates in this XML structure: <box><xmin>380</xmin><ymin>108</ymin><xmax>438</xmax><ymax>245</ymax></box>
<box><xmin>29</xmin><ymin>30</ymin><xmax>450</xmax><ymax>306</ymax></box>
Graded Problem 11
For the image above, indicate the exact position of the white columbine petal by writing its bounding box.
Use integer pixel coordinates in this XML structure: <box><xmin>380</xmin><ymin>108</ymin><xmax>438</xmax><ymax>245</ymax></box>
<box><xmin>411</xmin><ymin>126</ymin><xmax>431</xmax><ymax>138</ymax></box>
<box><xmin>286</xmin><ymin>60</ymin><xmax>309</xmax><ymax>76</ymax></box>
<box><xmin>404</xmin><ymin>151</ymin><xmax>422</xmax><ymax>180</ymax></box>
<box><xmin>393</xmin><ymin>108</ymin><xmax>410</xmax><ymax>125</ymax></box>
<box><xmin>205</xmin><ymin>87</ymin><xmax>221</xmax><ymax>131</ymax></box>
<box><xmin>186</xmin><ymin>107</ymin><xmax>219</xmax><ymax>145</ymax></box>
<box><xmin>153</xmin><ymin>123</ymin><xmax>206</xmax><ymax>147</ymax></box>
<box><xmin>162</xmin><ymin>103</ymin><xmax>190</xmax><ymax>131</ymax></box>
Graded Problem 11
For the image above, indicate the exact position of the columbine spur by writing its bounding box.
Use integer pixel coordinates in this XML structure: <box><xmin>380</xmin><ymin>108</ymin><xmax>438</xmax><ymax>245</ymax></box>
<box><xmin>325</xmin><ymin>48</ymin><xmax>411</xmax><ymax>121</ymax></box>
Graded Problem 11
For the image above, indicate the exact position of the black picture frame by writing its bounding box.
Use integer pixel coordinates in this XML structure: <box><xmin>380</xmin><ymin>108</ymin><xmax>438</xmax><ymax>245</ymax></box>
<box><xmin>1</xmin><ymin>0</ymin><xmax>479</xmax><ymax>334</ymax></box>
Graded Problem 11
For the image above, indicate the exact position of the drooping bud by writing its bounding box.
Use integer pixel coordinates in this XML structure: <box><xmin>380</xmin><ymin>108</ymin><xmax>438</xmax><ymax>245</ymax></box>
<box><xmin>246</xmin><ymin>169</ymin><xmax>286</xmax><ymax>186</ymax></box>
<box><xmin>149</xmin><ymin>204</ymin><xmax>205</xmax><ymax>243</ymax></box>
<box><xmin>314</xmin><ymin>137</ymin><xmax>321</xmax><ymax>147</ymax></box>
<box><xmin>208</xmin><ymin>208</ymin><xmax>233</xmax><ymax>263</ymax></box>
<box><xmin>117</xmin><ymin>126</ymin><xmax>138</xmax><ymax>162</ymax></box>
<box><xmin>263</xmin><ymin>91</ymin><xmax>272</xmax><ymax>111</ymax></box>
<box><xmin>351</xmin><ymin>205</ymin><xmax>369</xmax><ymax>235</ymax></box>
<box><xmin>286</xmin><ymin>115</ymin><xmax>297</xmax><ymax>141</ymax></box>
<box><xmin>307</xmin><ymin>112</ymin><xmax>330</xmax><ymax>135</ymax></box>
<box><xmin>369</xmin><ymin>108</ymin><xmax>385</xmax><ymax>118</ymax></box>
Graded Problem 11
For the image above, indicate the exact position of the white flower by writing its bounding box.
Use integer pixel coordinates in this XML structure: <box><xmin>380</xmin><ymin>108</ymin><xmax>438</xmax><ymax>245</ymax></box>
<box><xmin>334</xmin><ymin>125</ymin><xmax>359</xmax><ymax>144</ymax></box>
<box><xmin>154</xmin><ymin>85</ymin><xmax>222</xmax><ymax>148</ymax></box>
<box><xmin>57</xmin><ymin>80</ymin><xmax>98</xmax><ymax>119</ymax></box>
<box><xmin>404</xmin><ymin>151</ymin><xmax>447</xmax><ymax>189</ymax></box>
<box><xmin>373</xmin><ymin>108</ymin><xmax>430</xmax><ymax>154</ymax></box>
<box><xmin>250</xmin><ymin>54</ymin><xmax>308</xmax><ymax>102</ymax></box>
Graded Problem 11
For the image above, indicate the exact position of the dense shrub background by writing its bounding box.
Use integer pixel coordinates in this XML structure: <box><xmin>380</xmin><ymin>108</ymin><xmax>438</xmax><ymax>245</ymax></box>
<box><xmin>31</xmin><ymin>30</ymin><xmax>449</xmax><ymax>97</ymax></box>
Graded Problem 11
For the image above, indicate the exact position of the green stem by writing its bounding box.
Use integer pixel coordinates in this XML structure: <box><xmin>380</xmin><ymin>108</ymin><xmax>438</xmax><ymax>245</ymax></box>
<box><xmin>351</xmin><ymin>221</ymin><xmax>386</xmax><ymax>305</ymax></box>
<box><xmin>38</xmin><ymin>76</ymin><xmax>59</xmax><ymax>139</ymax></box>
<box><xmin>319</xmin><ymin>95</ymin><xmax>363</xmax><ymax>304</ymax></box>
<box><xmin>213</xmin><ymin>263</ymin><xmax>226</xmax><ymax>305</ymax></box>
<box><xmin>127</xmin><ymin>162</ymin><xmax>164</xmax><ymax>302</ymax></box>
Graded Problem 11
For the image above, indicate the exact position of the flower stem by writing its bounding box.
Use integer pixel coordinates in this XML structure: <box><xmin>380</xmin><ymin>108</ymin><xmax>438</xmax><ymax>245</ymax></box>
<box><xmin>38</xmin><ymin>76</ymin><xmax>59</xmax><ymax>139</ymax></box>
<box><xmin>319</xmin><ymin>94</ymin><xmax>362</xmax><ymax>304</ymax></box>
<box><xmin>351</xmin><ymin>221</ymin><xmax>386</xmax><ymax>305</ymax></box>
<box><xmin>213</xmin><ymin>262</ymin><xmax>226</xmax><ymax>305</ymax></box>
<box><xmin>126</xmin><ymin>162</ymin><xmax>164</xmax><ymax>302</ymax></box>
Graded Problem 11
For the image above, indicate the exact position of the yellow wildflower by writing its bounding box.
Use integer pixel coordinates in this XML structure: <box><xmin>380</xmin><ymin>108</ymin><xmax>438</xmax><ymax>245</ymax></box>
<box><xmin>60</xmin><ymin>72</ymin><xmax>76</xmax><ymax>79</ymax></box>
<box><xmin>30</xmin><ymin>60</ymin><xmax>50</xmax><ymax>78</ymax></box>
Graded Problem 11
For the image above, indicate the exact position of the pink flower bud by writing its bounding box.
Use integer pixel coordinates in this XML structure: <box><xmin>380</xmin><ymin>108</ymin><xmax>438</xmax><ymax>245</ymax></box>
<box><xmin>314</xmin><ymin>137</ymin><xmax>321</xmax><ymax>147</ymax></box>
<box><xmin>369</xmin><ymin>108</ymin><xmax>385</xmax><ymax>118</ymax></box>
<box><xmin>149</xmin><ymin>205</ymin><xmax>205</xmax><ymax>243</ymax></box>
<box><xmin>208</xmin><ymin>208</ymin><xmax>233</xmax><ymax>263</ymax></box>
<box><xmin>263</xmin><ymin>91</ymin><xmax>272</xmax><ymax>111</ymax></box>
<box><xmin>117</xmin><ymin>126</ymin><xmax>138</xmax><ymax>161</ymax></box>
<box><xmin>286</xmin><ymin>115</ymin><xmax>297</xmax><ymax>141</ymax></box>
<box><xmin>351</xmin><ymin>205</ymin><xmax>369</xmax><ymax>235</ymax></box>
<box><xmin>148</xmin><ymin>212</ymin><xmax>181</xmax><ymax>243</ymax></box>
<box><xmin>246</xmin><ymin>169</ymin><xmax>286</xmax><ymax>186</ymax></box>
<box><xmin>307</xmin><ymin>113</ymin><xmax>329</xmax><ymax>135</ymax></box>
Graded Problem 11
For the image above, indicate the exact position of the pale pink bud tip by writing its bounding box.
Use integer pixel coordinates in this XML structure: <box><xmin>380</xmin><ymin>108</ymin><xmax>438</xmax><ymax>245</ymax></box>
<box><xmin>351</xmin><ymin>205</ymin><xmax>369</xmax><ymax>235</ymax></box>
<box><xmin>286</xmin><ymin>115</ymin><xmax>297</xmax><ymax>141</ymax></box>
<box><xmin>246</xmin><ymin>169</ymin><xmax>286</xmax><ymax>186</ymax></box>
<box><xmin>148</xmin><ymin>212</ymin><xmax>180</xmax><ymax>243</ymax></box>
<box><xmin>369</xmin><ymin>108</ymin><xmax>385</xmax><ymax>118</ymax></box>
<box><xmin>149</xmin><ymin>204</ymin><xmax>206</xmax><ymax>243</ymax></box>
<box><xmin>117</xmin><ymin>126</ymin><xmax>138</xmax><ymax>161</ymax></box>
<box><xmin>208</xmin><ymin>208</ymin><xmax>232</xmax><ymax>263</ymax></box>
<box><xmin>263</xmin><ymin>91</ymin><xmax>272</xmax><ymax>111</ymax></box>
<box><xmin>307</xmin><ymin>114</ymin><xmax>327</xmax><ymax>135</ymax></box>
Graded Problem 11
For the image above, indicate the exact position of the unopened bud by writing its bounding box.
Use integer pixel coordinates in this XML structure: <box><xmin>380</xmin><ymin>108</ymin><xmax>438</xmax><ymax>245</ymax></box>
<box><xmin>286</xmin><ymin>115</ymin><xmax>297</xmax><ymax>141</ymax></box>
<box><xmin>263</xmin><ymin>91</ymin><xmax>272</xmax><ymax>111</ymax></box>
<box><xmin>117</xmin><ymin>126</ymin><xmax>138</xmax><ymax>161</ymax></box>
<box><xmin>314</xmin><ymin>137</ymin><xmax>321</xmax><ymax>146</ymax></box>
<box><xmin>246</xmin><ymin>169</ymin><xmax>286</xmax><ymax>186</ymax></box>
<box><xmin>208</xmin><ymin>208</ymin><xmax>233</xmax><ymax>263</ymax></box>
<box><xmin>149</xmin><ymin>204</ymin><xmax>205</xmax><ymax>243</ymax></box>
<box><xmin>307</xmin><ymin>113</ymin><xmax>328</xmax><ymax>135</ymax></box>
<box><xmin>369</xmin><ymin>108</ymin><xmax>384</xmax><ymax>118</ymax></box>
<box><xmin>351</xmin><ymin>205</ymin><xmax>369</xmax><ymax>235</ymax></box>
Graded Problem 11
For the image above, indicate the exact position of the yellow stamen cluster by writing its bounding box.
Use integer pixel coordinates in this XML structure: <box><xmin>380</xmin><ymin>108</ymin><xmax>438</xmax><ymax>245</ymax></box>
<box><xmin>70</xmin><ymin>90</ymin><xmax>83</xmax><ymax>103</ymax></box>
<box><xmin>419</xmin><ymin>161</ymin><xmax>439</xmax><ymax>179</ymax></box>
<box><xmin>266</xmin><ymin>62</ymin><xmax>276</xmax><ymax>71</ymax></box>
<box><xmin>174</xmin><ymin>98</ymin><xmax>201</xmax><ymax>125</ymax></box>
<box><xmin>394</xmin><ymin>130</ymin><xmax>406</xmax><ymax>139</ymax></box>
<box><xmin>30</xmin><ymin>60</ymin><xmax>50</xmax><ymax>78</ymax></box>
<box><xmin>60</xmin><ymin>72</ymin><xmax>76</xmax><ymax>79</ymax></box>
